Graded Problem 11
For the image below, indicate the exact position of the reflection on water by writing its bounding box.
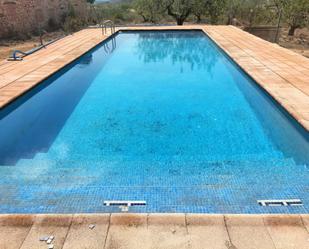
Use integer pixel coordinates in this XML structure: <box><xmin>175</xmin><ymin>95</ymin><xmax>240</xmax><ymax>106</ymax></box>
<box><xmin>78</xmin><ymin>54</ymin><xmax>93</xmax><ymax>66</ymax></box>
<box><xmin>135</xmin><ymin>31</ymin><xmax>218</xmax><ymax>73</ymax></box>
<box><xmin>103</xmin><ymin>36</ymin><xmax>117</xmax><ymax>54</ymax></box>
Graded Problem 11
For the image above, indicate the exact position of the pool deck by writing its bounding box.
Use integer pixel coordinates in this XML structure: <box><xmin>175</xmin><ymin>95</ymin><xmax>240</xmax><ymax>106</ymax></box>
<box><xmin>1</xmin><ymin>214</ymin><xmax>308</xmax><ymax>249</ymax></box>
<box><xmin>0</xmin><ymin>25</ymin><xmax>309</xmax><ymax>131</ymax></box>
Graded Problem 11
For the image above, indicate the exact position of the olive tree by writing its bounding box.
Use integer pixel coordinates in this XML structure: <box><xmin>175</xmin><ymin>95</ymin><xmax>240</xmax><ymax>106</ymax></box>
<box><xmin>235</xmin><ymin>0</ymin><xmax>272</xmax><ymax>27</ymax></box>
<box><xmin>283</xmin><ymin>0</ymin><xmax>309</xmax><ymax>36</ymax></box>
<box><xmin>205</xmin><ymin>0</ymin><xmax>227</xmax><ymax>24</ymax></box>
<box><xmin>225</xmin><ymin>0</ymin><xmax>276</xmax><ymax>26</ymax></box>
<box><xmin>226</xmin><ymin>0</ymin><xmax>244</xmax><ymax>24</ymax></box>
<box><xmin>191</xmin><ymin>0</ymin><xmax>207</xmax><ymax>23</ymax></box>
<box><xmin>134</xmin><ymin>0</ymin><xmax>165</xmax><ymax>23</ymax></box>
<box><xmin>165</xmin><ymin>0</ymin><xmax>194</xmax><ymax>25</ymax></box>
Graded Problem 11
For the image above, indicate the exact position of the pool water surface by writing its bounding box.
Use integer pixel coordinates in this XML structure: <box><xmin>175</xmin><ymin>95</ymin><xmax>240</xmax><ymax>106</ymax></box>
<box><xmin>0</xmin><ymin>31</ymin><xmax>308</xmax><ymax>213</ymax></box>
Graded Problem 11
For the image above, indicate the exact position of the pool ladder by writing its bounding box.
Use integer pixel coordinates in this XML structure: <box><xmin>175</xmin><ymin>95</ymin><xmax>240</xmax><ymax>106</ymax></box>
<box><xmin>101</xmin><ymin>20</ymin><xmax>116</xmax><ymax>35</ymax></box>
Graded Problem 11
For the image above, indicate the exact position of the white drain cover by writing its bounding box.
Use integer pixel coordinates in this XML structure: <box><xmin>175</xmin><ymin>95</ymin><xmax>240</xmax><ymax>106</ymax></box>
<box><xmin>258</xmin><ymin>199</ymin><xmax>302</xmax><ymax>207</ymax></box>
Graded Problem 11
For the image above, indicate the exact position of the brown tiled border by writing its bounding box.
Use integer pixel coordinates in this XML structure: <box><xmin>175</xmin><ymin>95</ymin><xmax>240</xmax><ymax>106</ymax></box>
<box><xmin>0</xmin><ymin>25</ymin><xmax>309</xmax><ymax>132</ymax></box>
<box><xmin>1</xmin><ymin>214</ymin><xmax>308</xmax><ymax>249</ymax></box>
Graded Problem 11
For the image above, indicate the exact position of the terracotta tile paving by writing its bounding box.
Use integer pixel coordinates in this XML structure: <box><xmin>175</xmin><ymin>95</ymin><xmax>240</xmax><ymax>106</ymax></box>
<box><xmin>0</xmin><ymin>25</ymin><xmax>308</xmax><ymax>132</ymax></box>
<box><xmin>0</xmin><ymin>214</ymin><xmax>308</xmax><ymax>249</ymax></box>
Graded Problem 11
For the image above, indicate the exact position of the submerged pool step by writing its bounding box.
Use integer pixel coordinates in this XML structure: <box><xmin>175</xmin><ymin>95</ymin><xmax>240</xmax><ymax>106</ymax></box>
<box><xmin>257</xmin><ymin>199</ymin><xmax>303</xmax><ymax>207</ymax></box>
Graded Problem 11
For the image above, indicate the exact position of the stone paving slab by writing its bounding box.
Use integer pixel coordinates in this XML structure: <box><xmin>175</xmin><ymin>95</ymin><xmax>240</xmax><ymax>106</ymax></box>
<box><xmin>225</xmin><ymin>215</ymin><xmax>276</xmax><ymax>249</ymax></box>
<box><xmin>62</xmin><ymin>214</ymin><xmax>110</xmax><ymax>249</ymax></box>
<box><xmin>105</xmin><ymin>214</ymin><xmax>149</xmax><ymax>249</ymax></box>
<box><xmin>302</xmin><ymin>215</ymin><xmax>309</xmax><ymax>232</ymax></box>
<box><xmin>186</xmin><ymin>214</ymin><xmax>230</xmax><ymax>249</ymax></box>
<box><xmin>0</xmin><ymin>214</ymin><xmax>308</xmax><ymax>249</ymax></box>
<box><xmin>147</xmin><ymin>214</ymin><xmax>190</xmax><ymax>249</ymax></box>
<box><xmin>263</xmin><ymin>215</ymin><xmax>309</xmax><ymax>249</ymax></box>
<box><xmin>19</xmin><ymin>214</ymin><xmax>72</xmax><ymax>249</ymax></box>
<box><xmin>0</xmin><ymin>215</ymin><xmax>35</xmax><ymax>249</ymax></box>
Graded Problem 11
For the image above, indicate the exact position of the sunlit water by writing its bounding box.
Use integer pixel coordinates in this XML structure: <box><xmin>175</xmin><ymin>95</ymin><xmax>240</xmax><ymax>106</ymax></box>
<box><xmin>0</xmin><ymin>31</ymin><xmax>308</xmax><ymax>213</ymax></box>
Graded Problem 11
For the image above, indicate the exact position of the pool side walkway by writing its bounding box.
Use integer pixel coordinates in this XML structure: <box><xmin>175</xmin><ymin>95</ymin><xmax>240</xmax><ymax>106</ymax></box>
<box><xmin>0</xmin><ymin>25</ymin><xmax>308</xmax><ymax>131</ymax></box>
<box><xmin>0</xmin><ymin>28</ymin><xmax>109</xmax><ymax>108</ymax></box>
<box><xmin>1</xmin><ymin>214</ymin><xmax>309</xmax><ymax>249</ymax></box>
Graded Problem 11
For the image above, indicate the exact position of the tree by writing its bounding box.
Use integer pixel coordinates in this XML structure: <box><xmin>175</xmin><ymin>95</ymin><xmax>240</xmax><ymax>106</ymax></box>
<box><xmin>226</xmin><ymin>0</ymin><xmax>244</xmax><ymax>25</ymax></box>
<box><xmin>134</xmin><ymin>0</ymin><xmax>164</xmax><ymax>23</ymax></box>
<box><xmin>191</xmin><ymin>0</ymin><xmax>207</xmax><ymax>23</ymax></box>
<box><xmin>205</xmin><ymin>0</ymin><xmax>227</xmax><ymax>24</ymax></box>
<box><xmin>283</xmin><ymin>0</ymin><xmax>309</xmax><ymax>36</ymax></box>
<box><xmin>224</xmin><ymin>0</ymin><xmax>275</xmax><ymax>27</ymax></box>
<box><xmin>86</xmin><ymin>0</ymin><xmax>98</xmax><ymax>24</ymax></box>
<box><xmin>165</xmin><ymin>0</ymin><xmax>194</xmax><ymax>25</ymax></box>
<box><xmin>238</xmin><ymin>0</ymin><xmax>271</xmax><ymax>27</ymax></box>
<box><xmin>191</xmin><ymin>0</ymin><xmax>227</xmax><ymax>24</ymax></box>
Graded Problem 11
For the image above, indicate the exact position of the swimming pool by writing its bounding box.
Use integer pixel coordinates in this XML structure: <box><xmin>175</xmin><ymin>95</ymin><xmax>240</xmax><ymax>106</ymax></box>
<box><xmin>0</xmin><ymin>30</ymin><xmax>308</xmax><ymax>213</ymax></box>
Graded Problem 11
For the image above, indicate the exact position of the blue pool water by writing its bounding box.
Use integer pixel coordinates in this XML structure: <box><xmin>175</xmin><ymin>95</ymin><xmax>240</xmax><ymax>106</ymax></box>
<box><xmin>0</xmin><ymin>31</ymin><xmax>308</xmax><ymax>213</ymax></box>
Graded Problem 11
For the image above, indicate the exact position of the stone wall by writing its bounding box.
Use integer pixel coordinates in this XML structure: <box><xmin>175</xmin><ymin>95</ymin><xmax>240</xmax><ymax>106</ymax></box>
<box><xmin>244</xmin><ymin>26</ymin><xmax>280</xmax><ymax>43</ymax></box>
<box><xmin>0</xmin><ymin>0</ymin><xmax>87</xmax><ymax>38</ymax></box>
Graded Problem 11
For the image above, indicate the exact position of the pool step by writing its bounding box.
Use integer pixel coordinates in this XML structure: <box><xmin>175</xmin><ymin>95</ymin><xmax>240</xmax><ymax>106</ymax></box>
<box><xmin>31</xmin><ymin>150</ymin><xmax>286</xmax><ymax>162</ymax></box>
<box><xmin>17</xmin><ymin>150</ymin><xmax>294</xmax><ymax>168</ymax></box>
<box><xmin>13</xmin><ymin>155</ymin><xmax>305</xmax><ymax>187</ymax></box>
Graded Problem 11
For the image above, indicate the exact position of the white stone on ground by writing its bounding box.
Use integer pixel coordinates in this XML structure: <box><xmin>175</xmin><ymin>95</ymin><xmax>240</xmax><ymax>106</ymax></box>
<box><xmin>89</xmin><ymin>224</ymin><xmax>96</xmax><ymax>229</ymax></box>
<box><xmin>39</xmin><ymin>236</ymin><xmax>49</xmax><ymax>241</ymax></box>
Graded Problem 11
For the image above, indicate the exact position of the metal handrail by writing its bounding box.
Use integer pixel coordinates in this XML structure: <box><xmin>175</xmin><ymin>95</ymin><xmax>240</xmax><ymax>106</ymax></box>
<box><xmin>7</xmin><ymin>37</ymin><xmax>63</xmax><ymax>61</ymax></box>
<box><xmin>101</xmin><ymin>20</ymin><xmax>116</xmax><ymax>35</ymax></box>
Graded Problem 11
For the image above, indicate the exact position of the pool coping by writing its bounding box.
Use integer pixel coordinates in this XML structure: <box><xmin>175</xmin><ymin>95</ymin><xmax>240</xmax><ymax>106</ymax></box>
<box><xmin>0</xmin><ymin>25</ymin><xmax>308</xmax><ymax>133</ymax></box>
<box><xmin>1</xmin><ymin>214</ymin><xmax>308</xmax><ymax>249</ymax></box>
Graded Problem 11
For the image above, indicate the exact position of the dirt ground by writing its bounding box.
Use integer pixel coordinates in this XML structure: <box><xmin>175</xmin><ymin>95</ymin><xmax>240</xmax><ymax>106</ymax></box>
<box><xmin>279</xmin><ymin>27</ymin><xmax>309</xmax><ymax>58</ymax></box>
<box><xmin>0</xmin><ymin>28</ymin><xmax>308</xmax><ymax>61</ymax></box>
